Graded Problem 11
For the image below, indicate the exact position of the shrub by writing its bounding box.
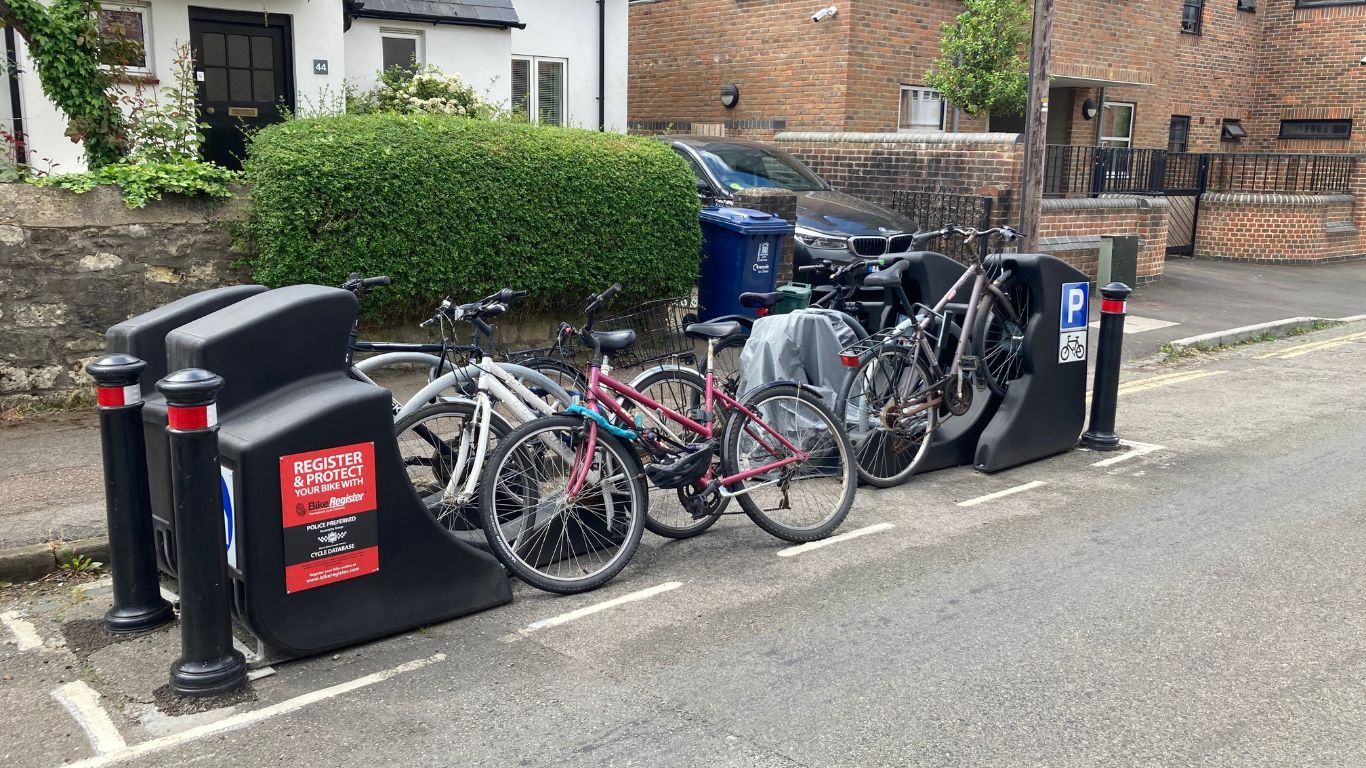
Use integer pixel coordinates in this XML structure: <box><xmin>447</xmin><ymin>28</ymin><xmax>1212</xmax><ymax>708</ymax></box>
<box><xmin>241</xmin><ymin>114</ymin><xmax>702</xmax><ymax>316</ymax></box>
<box><xmin>348</xmin><ymin>65</ymin><xmax>497</xmax><ymax>118</ymax></box>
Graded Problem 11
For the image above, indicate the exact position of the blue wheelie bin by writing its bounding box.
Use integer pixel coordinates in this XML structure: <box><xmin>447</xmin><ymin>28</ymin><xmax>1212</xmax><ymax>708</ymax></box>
<box><xmin>697</xmin><ymin>207</ymin><xmax>796</xmax><ymax>321</ymax></box>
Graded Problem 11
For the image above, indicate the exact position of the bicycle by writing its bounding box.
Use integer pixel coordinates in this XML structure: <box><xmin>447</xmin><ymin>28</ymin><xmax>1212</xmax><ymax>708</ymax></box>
<box><xmin>477</xmin><ymin>284</ymin><xmax>858</xmax><ymax>594</ymax></box>
<box><xmin>834</xmin><ymin>225</ymin><xmax>1032</xmax><ymax>487</ymax></box>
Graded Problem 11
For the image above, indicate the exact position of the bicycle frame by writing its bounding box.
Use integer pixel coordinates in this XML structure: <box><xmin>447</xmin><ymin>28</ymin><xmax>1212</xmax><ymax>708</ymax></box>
<box><xmin>565</xmin><ymin>341</ymin><xmax>808</xmax><ymax>500</ymax></box>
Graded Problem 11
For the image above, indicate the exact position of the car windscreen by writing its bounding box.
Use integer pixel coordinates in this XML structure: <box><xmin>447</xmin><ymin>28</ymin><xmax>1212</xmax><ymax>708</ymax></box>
<box><xmin>695</xmin><ymin>144</ymin><xmax>828</xmax><ymax>193</ymax></box>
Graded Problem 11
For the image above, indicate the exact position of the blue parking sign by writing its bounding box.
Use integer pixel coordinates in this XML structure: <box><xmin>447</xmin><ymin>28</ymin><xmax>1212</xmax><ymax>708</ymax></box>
<box><xmin>1060</xmin><ymin>282</ymin><xmax>1090</xmax><ymax>331</ymax></box>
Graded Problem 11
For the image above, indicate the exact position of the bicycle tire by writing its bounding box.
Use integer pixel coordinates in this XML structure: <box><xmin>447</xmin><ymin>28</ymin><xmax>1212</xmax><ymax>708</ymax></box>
<box><xmin>520</xmin><ymin>356</ymin><xmax>589</xmax><ymax>403</ymax></box>
<box><xmin>478</xmin><ymin>414</ymin><xmax>647</xmax><ymax>594</ymax></box>
<box><xmin>394</xmin><ymin>401</ymin><xmax>512</xmax><ymax>532</ymax></box>
<box><xmin>707</xmin><ymin>335</ymin><xmax>748</xmax><ymax>397</ymax></box>
<box><xmin>629</xmin><ymin>366</ymin><xmax>727</xmax><ymax>539</ymax></box>
<box><xmin>721</xmin><ymin>384</ymin><xmax>856</xmax><ymax>542</ymax></box>
<box><xmin>834</xmin><ymin>344</ymin><xmax>937</xmax><ymax>488</ymax></box>
<box><xmin>972</xmin><ymin>275</ymin><xmax>1032</xmax><ymax>398</ymax></box>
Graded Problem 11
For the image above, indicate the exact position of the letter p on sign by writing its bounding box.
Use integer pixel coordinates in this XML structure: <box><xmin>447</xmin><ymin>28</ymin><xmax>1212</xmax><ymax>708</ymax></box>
<box><xmin>1060</xmin><ymin>282</ymin><xmax>1089</xmax><ymax>332</ymax></box>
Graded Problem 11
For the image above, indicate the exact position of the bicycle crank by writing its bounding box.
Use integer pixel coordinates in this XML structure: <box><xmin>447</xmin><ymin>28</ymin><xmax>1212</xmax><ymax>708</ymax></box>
<box><xmin>942</xmin><ymin>373</ymin><xmax>973</xmax><ymax>417</ymax></box>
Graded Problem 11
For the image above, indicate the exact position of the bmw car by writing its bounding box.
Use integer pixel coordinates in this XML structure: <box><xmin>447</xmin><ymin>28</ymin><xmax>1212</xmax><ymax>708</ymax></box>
<box><xmin>660</xmin><ymin>135</ymin><xmax>920</xmax><ymax>275</ymax></box>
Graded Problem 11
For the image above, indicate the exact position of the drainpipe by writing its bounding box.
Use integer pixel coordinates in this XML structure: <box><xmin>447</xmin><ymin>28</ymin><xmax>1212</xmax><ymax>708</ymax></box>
<box><xmin>4</xmin><ymin>25</ymin><xmax>25</xmax><ymax>164</ymax></box>
<box><xmin>1093</xmin><ymin>87</ymin><xmax>1105</xmax><ymax>146</ymax></box>
<box><xmin>598</xmin><ymin>0</ymin><xmax>606</xmax><ymax>131</ymax></box>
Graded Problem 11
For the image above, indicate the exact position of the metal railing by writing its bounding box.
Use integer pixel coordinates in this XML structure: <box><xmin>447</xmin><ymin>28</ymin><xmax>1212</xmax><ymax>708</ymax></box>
<box><xmin>1043</xmin><ymin>146</ymin><xmax>1356</xmax><ymax>197</ymax></box>
<box><xmin>888</xmin><ymin>189</ymin><xmax>994</xmax><ymax>262</ymax></box>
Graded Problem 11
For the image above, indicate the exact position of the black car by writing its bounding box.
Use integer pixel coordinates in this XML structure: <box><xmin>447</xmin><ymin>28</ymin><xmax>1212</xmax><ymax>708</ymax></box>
<box><xmin>660</xmin><ymin>135</ymin><xmax>919</xmax><ymax>274</ymax></box>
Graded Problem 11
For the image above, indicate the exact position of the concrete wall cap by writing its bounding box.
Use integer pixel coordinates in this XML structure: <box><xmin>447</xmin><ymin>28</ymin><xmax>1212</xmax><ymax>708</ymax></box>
<box><xmin>773</xmin><ymin>131</ymin><xmax>1024</xmax><ymax>146</ymax></box>
<box><xmin>0</xmin><ymin>184</ymin><xmax>248</xmax><ymax>227</ymax></box>
<box><xmin>1042</xmin><ymin>196</ymin><xmax>1157</xmax><ymax>211</ymax></box>
<box><xmin>1201</xmin><ymin>192</ymin><xmax>1355</xmax><ymax>206</ymax></box>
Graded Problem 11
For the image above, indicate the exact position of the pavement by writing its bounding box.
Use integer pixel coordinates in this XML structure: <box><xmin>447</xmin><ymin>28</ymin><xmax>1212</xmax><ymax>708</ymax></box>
<box><xmin>3</xmin><ymin>310</ymin><xmax>1366</xmax><ymax>766</ymax></box>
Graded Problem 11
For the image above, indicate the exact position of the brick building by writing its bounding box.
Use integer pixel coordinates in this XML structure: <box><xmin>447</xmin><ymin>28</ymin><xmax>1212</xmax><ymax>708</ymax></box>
<box><xmin>628</xmin><ymin>0</ymin><xmax>1366</xmax><ymax>154</ymax></box>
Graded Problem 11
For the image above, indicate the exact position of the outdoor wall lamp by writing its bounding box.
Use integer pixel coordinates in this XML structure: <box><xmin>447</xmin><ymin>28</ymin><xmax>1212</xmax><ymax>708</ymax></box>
<box><xmin>721</xmin><ymin>83</ymin><xmax>740</xmax><ymax>109</ymax></box>
<box><xmin>1082</xmin><ymin>98</ymin><xmax>1099</xmax><ymax>120</ymax></box>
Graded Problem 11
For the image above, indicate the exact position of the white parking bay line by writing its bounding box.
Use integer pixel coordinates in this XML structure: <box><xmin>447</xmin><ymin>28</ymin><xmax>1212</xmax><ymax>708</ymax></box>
<box><xmin>524</xmin><ymin>582</ymin><xmax>684</xmax><ymax>632</ymax></box>
<box><xmin>52</xmin><ymin>681</ymin><xmax>127</xmax><ymax>755</ymax></box>
<box><xmin>67</xmin><ymin>653</ymin><xmax>446</xmax><ymax>768</ymax></box>
<box><xmin>957</xmin><ymin>480</ymin><xmax>1046</xmax><ymax>508</ymax></box>
<box><xmin>777</xmin><ymin>523</ymin><xmax>895</xmax><ymax>558</ymax></box>
<box><xmin>0</xmin><ymin>609</ymin><xmax>45</xmax><ymax>651</ymax></box>
<box><xmin>1091</xmin><ymin>440</ymin><xmax>1166</xmax><ymax>468</ymax></box>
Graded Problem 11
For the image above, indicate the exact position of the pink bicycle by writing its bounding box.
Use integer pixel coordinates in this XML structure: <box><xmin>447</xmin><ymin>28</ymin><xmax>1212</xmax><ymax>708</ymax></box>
<box><xmin>477</xmin><ymin>285</ymin><xmax>857</xmax><ymax>593</ymax></box>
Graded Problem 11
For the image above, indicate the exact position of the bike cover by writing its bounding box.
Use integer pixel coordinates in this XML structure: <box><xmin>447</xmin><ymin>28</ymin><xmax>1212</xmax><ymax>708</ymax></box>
<box><xmin>737</xmin><ymin>308</ymin><xmax>858</xmax><ymax>406</ymax></box>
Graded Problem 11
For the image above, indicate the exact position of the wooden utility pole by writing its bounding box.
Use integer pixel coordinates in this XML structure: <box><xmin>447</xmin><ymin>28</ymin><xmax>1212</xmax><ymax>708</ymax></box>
<box><xmin>1018</xmin><ymin>0</ymin><xmax>1053</xmax><ymax>252</ymax></box>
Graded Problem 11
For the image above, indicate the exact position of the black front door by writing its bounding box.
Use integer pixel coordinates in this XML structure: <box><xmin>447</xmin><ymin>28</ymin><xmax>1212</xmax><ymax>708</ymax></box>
<box><xmin>189</xmin><ymin>7</ymin><xmax>293</xmax><ymax>170</ymax></box>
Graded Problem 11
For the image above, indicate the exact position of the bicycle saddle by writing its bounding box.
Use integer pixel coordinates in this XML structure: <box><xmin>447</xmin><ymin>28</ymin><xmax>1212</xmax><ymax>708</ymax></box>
<box><xmin>863</xmin><ymin>259</ymin><xmax>908</xmax><ymax>289</ymax></box>
<box><xmin>684</xmin><ymin>321</ymin><xmax>743</xmax><ymax>341</ymax></box>
<box><xmin>589</xmin><ymin>329</ymin><xmax>637</xmax><ymax>352</ymax></box>
<box><xmin>739</xmin><ymin>291</ymin><xmax>783</xmax><ymax>309</ymax></box>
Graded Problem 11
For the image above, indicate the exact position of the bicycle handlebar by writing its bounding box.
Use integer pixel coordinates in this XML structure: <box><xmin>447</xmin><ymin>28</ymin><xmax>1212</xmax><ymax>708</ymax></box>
<box><xmin>585</xmin><ymin>284</ymin><xmax>622</xmax><ymax>316</ymax></box>
<box><xmin>340</xmin><ymin>273</ymin><xmax>392</xmax><ymax>294</ymax></box>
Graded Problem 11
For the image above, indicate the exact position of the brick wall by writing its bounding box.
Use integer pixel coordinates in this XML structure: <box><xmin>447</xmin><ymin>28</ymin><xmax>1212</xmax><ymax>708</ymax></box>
<box><xmin>1194</xmin><ymin>193</ymin><xmax>1362</xmax><ymax>263</ymax></box>
<box><xmin>1251</xmin><ymin>2</ymin><xmax>1366</xmax><ymax>153</ymax></box>
<box><xmin>1038</xmin><ymin>197</ymin><xmax>1169</xmax><ymax>281</ymax></box>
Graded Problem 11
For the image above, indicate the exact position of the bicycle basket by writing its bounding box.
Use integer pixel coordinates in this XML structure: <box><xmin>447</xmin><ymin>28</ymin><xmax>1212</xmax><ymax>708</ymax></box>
<box><xmin>598</xmin><ymin>296</ymin><xmax>696</xmax><ymax>368</ymax></box>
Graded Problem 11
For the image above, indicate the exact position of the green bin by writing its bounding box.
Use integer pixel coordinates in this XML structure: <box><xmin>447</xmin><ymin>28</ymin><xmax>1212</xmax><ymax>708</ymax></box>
<box><xmin>773</xmin><ymin>283</ymin><xmax>811</xmax><ymax>315</ymax></box>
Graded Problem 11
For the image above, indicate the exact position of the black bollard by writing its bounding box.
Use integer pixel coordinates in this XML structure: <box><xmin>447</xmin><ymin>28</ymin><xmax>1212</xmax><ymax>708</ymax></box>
<box><xmin>157</xmin><ymin>368</ymin><xmax>246</xmax><ymax>697</ymax></box>
<box><xmin>1080</xmin><ymin>282</ymin><xmax>1133</xmax><ymax>451</ymax></box>
<box><xmin>87</xmin><ymin>355</ymin><xmax>175</xmax><ymax>635</ymax></box>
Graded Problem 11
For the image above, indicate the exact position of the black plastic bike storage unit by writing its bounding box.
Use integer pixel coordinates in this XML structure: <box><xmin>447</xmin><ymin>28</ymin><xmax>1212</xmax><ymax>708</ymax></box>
<box><xmin>974</xmin><ymin>254</ymin><xmax>1089</xmax><ymax>472</ymax></box>
<box><xmin>160</xmin><ymin>285</ymin><xmax>511</xmax><ymax>658</ymax></box>
<box><xmin>107</xmin><ymin>285</ymin><xmax>269</xmax><ymax>576</ymax></box>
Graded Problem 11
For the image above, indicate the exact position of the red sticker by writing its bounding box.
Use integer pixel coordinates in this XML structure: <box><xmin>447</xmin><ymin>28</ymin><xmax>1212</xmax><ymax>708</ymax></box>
<box><xmin>279</xmin><ymin>442</ymin><xmax>379</xmax><ymax>593</ymax></box>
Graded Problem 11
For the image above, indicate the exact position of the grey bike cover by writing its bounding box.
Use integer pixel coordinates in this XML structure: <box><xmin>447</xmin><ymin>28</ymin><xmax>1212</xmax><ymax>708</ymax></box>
<box><xmin>737</xmin><ymin>308</ymin><xmax>858</xmax><ymax>406</ymax></box>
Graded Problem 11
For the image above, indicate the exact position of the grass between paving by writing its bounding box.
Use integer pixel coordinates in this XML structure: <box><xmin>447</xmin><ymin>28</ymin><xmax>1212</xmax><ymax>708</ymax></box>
<box><xmin>1156</xmin><ymin>319</ymin><xmax>1343</xmax><ymax>363</ymax></box>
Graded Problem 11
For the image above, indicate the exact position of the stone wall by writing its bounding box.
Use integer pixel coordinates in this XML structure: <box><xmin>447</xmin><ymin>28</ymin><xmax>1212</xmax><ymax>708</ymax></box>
<box><xmin>1039</xmin><ymin>197</ymin><xmax>1170</xmax><ymax>282</ymax></box>
<box><xmin>1194</xmin><ymin>193</ymin><xmax>1361</xmax><ymax>263</ymax></box>
<box><xmin>0</xmin><ymin>184</ymin><xmax>249</xmax><ymax>403</ymax></box>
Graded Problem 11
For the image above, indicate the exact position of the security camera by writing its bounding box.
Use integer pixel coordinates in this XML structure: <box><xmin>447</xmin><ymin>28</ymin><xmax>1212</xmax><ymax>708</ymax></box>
<box><xmin>812</xmin><ymin>5</ymin><xmax>838</xmax><ymax>22</ymax></box>
<box><xmin>1360</xmin><ymin>55</ymin><xmax>1366</xmax><ymax>66</ymax></box>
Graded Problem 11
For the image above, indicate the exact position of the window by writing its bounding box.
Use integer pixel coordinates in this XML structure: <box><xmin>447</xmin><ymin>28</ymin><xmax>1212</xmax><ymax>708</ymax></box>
<box><xmin>1296</xmin><ymin>0</ymin><xmax>1364</xmax><ymax>7</ymax></box>
<box><xmin>899</xmin><ymin>86</ymin><xmax>945</xmax><ymax>132</ymax></box>
<box><xmin>381</xmin><ymin>29</ymin><xmax>423</xmax><ymax>73</ymax></box>
<box><xmin>98</xmin><ymin>2</ymin><xmax>152</xmax><ymax>73</ymax></box>
<box><xmin>511</xmin><ymin>56</ymin><xmax>567</xmax><ymax>126</ymax></box>
<box><xmin>693</xmin><ymin>142</ymin><xmax>828</xmax><ymax>193</ymax></box>
<box><xmin>1100</xmin><ymin>101</ymin><xmax>1135</xmax><ymax>147</ymax></box>
<box><xmin>1182</xmin><ymin>0</ymin><xmax>1203</xmax><ymax>34</ymax></box>
<box><xmin>1221</xmin><ymin>119</ymin><xmax>1247</xmax><ymax>141</ymax></box>
<box><xmin>1279</xmin><ymin>119</ymin><xmax>1352</xmax><ymax>140</ymax></box>
<box><xmin>1237</xmin><ymin>0</ymin><xmax>1255</xmax><ymax>12</ymax></box>
<box><xmin>1168</xmin><ymin>115</ymin><xmax>1191</xmax><ymax>153</ymax></box>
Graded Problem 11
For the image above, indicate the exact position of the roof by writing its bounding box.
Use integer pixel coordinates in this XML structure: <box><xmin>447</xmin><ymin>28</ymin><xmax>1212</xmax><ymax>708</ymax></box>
<box><xmin>352</xmin><ymin>0</ymin><xmax>524</xmax><ymax>29</ymax></box>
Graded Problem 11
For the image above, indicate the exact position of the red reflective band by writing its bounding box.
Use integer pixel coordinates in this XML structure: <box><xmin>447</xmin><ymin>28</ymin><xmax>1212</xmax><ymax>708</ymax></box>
<box><xmin>1101</xmin><ymin>299</ymin><xmax>1127</xmax><ymax>315</ymax></box>
<box><xmin>167</xmin><ymin>403</ymin><xmax>217</xmax><ymax>430</ymax></box>
<box><xmin>96</xmin><ymin>384</ymin><xmax>141</xmax><ymax>408</ymax></box>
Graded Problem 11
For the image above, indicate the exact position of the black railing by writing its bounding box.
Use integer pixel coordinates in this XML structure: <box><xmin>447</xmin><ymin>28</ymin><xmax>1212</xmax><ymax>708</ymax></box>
<box><xmin>889</xmin><ymin>189</ymin><xmax>994</xmax><ymax>262</ymax></box>
<box><xmin>1044</xmin><ymin>146</ymin><xmax>1355</xmax><ymax>197</ymax></box>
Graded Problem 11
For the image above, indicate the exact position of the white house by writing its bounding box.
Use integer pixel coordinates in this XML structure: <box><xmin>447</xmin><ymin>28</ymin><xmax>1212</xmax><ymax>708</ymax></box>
<box><xmin>0</xmin><ymin>0</ymin><xmax>627</xmax><ymax>172</ymax></box>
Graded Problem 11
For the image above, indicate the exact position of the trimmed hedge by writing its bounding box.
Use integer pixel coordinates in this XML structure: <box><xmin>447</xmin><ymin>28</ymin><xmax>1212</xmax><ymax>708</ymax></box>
<box><xmin>241</xmin><ymin>114</ymin><xmax>701</xmax><ymax>315</ymax></box>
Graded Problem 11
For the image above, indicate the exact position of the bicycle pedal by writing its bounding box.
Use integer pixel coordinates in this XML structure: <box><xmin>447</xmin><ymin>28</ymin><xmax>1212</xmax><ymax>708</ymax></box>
<box><xmin>959</xmin><ymin>355</ymin><xmax>979</xmax><ymax>372</ymax></box>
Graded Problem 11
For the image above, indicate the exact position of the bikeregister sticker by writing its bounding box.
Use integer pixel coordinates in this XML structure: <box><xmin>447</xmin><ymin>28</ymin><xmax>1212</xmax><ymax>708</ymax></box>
<box><xmin>279</xmin><ymin>442</ymin><xmax>379</xmax><ymax>593</ymax></box>
<box><xmin>1058</xmin><ymin>281</ymin><xmax>1090</xmax><ymax>364</ymax></box>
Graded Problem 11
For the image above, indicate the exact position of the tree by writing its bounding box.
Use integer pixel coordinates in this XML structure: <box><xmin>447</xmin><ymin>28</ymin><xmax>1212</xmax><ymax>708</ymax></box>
<box><xmin>925</xmin><ymin>0</ymin><xmax>1031</xmax><ymax>119</ymax></box>
<box><xmin>0</xmin><ymin>0</ymin><xmax>128</xmax><ymax>167</ymax></box>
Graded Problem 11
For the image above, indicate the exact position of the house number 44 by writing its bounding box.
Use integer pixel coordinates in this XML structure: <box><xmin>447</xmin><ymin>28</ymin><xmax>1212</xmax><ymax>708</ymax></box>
<box><xmin>313</xmin><ymin>59</ymin><xmax>329</xmax><ymax>75</ymax></box>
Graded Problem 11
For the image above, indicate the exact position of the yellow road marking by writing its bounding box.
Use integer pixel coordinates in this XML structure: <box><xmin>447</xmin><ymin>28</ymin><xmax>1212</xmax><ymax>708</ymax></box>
<box><xmin>1257</xmin><ymin>330</ymin><xmax>1366</xmax><ymax>360</ymax></box>
<box><xmin>1117</xmin><ymin>369</ymin><xmax>1228</xmax><ymax>396</ymax></box>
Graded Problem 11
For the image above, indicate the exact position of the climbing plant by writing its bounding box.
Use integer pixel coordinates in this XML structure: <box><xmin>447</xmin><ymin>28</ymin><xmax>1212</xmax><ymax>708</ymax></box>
<box><xmin>925</xmin><ymin>0</ymin><xmax>1032</xmax><ymax>119</ymax></box>
<box><xmin>0</xmin><ymin>0</ymin><xmax>129</xmax><ymax>167</ymax></box>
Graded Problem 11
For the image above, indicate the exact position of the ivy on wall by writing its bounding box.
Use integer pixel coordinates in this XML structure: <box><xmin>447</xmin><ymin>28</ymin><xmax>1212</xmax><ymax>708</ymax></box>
<box><xmin>0</xmin><ymin>0</ymin><xmax>128</xmax><ymax>167</ymax></box>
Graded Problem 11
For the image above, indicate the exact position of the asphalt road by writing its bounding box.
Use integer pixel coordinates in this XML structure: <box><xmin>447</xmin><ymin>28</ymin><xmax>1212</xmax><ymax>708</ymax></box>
<box><xmin>4</xmin><ymin>322</ymin><xmax>1366</xmax><ymax>767</ymax></box>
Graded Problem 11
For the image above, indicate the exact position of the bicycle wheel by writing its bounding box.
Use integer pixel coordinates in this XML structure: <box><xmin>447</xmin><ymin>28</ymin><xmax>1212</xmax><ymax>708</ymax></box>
<box><xmin>836</xmin><ymin>344</ymin><xmax>938</xmax><ymax>488</ymax></box>
<box><xmin>520</xmin><ymin>356</ymin><xmax>588</xmax><ymax>403</ymax></box>
<box><xmin>630</xmin><ymin>366</ymin><xmax>727</xmax><ymax>539</ymax></box>
<box><xmin>720</xmin><ymin>384</ymin><xmax>855</xmax><ymax>542</ymax></box>
<box><xmin>972</xmin><ymin>275</ymin><xmax>1032</xmax><ymax>398</ymax></box>
<box><xmin>394</xmin><ymin>402</ymin><xmax>512</xmax><ymax>532</ymax></box>
<box><xmin>478</xmin><ymin>414</ymin><xmax>647</xmax><ymax>594</ymax></box>
<box><xmin>706</xmin><ymin>335</ymin><xmax>748</xmax><ymax>396</ymax></box>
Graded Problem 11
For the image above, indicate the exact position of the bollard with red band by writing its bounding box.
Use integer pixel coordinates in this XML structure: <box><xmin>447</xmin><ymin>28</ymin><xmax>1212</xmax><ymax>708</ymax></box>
<box><xmin>87</xmin><ymin>355</ymin><xmax>175</xmax><ymax>634</ymax></box>
<box><xmin>1080</xmin><ymin>282</ymin><xmax>1133</xmax><ymax>451</ymax></box>
<box><xmin>156</xmin><ymin>368</ymin><xmax>246</xmax><ymax>697</ymax></box>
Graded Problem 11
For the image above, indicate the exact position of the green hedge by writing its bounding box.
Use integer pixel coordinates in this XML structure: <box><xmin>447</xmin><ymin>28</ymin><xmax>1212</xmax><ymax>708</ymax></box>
<box><xmin>241</xmin><ymin>114</ymin><xmax>701</xmax><ymax>316</ymax></box>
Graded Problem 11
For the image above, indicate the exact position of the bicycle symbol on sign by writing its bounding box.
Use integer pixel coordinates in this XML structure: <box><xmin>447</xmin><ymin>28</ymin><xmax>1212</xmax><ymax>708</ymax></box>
<box><xmin>1059</xmin><ymin>335</ymin><xmax>1085</xmax><ymax>361</ymax></box>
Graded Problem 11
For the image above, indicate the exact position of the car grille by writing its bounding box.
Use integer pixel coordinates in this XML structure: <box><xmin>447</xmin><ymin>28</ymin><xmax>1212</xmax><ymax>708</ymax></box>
<box><xmin>888</xmin><ymin>234</ymin><xmax>916</xmax><ymax>253</ymax></box>
<box><xmin>848</xmin><ymin>237</ymin><xmax>888</xmax><ymax>257</ymax></box>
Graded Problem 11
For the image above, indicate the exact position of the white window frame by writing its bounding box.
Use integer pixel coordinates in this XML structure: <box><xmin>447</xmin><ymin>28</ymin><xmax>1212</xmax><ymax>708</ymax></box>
<box><xmin>98</xmin><ymin>1</ymin><xmax>154</xmax><ymax>76</ymax></box>
<box><xmin>898</xmin><ymin>85</ymin><xmax>946</xmax><ymax>133</ymax></box>
<box><xmin>513</xmin><ymin>55</ymin><xmax>568</xmax><ymax>127</ymax></box>
<box><xmin>380</xmin><ymin>28</ymin><xmax>425</xmax><ymax>71</ymax></box>
<box><xmin>1100</xmin><ymin>101</ymin><xmax>1135</xmax><ymax>148</ymax></box>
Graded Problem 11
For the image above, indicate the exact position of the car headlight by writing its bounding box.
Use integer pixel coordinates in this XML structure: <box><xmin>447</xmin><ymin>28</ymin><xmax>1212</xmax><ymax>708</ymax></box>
<box><xmin>794</xmin><ymin>227</ymin><xmax>847</xmax><ymax>250</ymax></box>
